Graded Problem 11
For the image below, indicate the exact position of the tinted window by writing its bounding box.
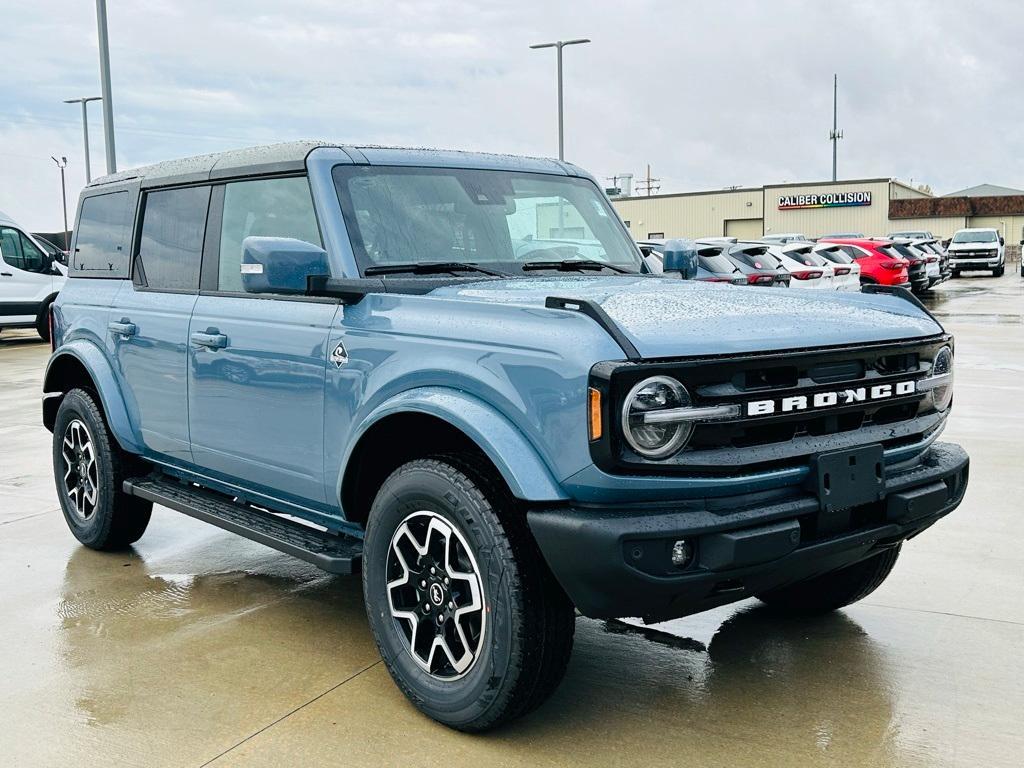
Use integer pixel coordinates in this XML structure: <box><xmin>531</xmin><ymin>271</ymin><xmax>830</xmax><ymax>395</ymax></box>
<box><xmin>218</xmin><ymin>177</ymin><xmax>321</xmax><ymax>292</ymax></box>
<box><xmin>135</xmin><ymin>186</ymin><xmax>210</xmax><ymax>291</ymax></box>
<box><xmin>815</xmin><ymin>247</ymin><xmax>852</xmax><ymax>264</ymax></box>
<box><xmin>72</xmin><ymin>191</ymin><xmax>133</xmax><ymax>276</ymax></box>
<box><xmin>697</xmin><ymin>250</ymin><xmax>738</xmax><ymax>273</ymax></box>
<box><xmin>0</xmin><ymin>227</ymin><xmax>48</xmax><ymax>273</ymax></box>
<box><xmin>729</xmin><ymin>247</ymin><xmax>781</xmax><ymax>269</ymax></box>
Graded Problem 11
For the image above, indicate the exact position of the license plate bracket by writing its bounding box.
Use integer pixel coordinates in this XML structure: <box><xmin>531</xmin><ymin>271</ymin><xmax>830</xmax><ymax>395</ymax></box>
<box><xmin>807</xmin><ymin>444</ymin><xmax>885</xmax><ymax>513</ymax></box>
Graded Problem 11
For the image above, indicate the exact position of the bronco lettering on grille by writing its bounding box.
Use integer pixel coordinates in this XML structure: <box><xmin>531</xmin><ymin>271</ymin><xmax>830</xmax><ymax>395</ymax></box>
<box><xmin>746</xmin><ymin>380</ymin><xmax>916</xmax><ymax>417</ymax></box>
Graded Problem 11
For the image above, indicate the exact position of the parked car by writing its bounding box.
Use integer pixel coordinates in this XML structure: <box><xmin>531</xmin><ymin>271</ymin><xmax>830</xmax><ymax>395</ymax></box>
<box><xmin>753</xmin><ymin>241</ymin><xmax>835</xmax><ymax>290</ymax></box>
<box><xmin>881</xmin><ymin>240</ymin><xmax>932</xmax><ymax>293</ymax></box>
<box><xmin>812</xmin><ymin>242</ymin><xmax>862</xmax><ymax>291</ymax></box>
<box><xmin>722</xmin><ymin>242</ymin><xmax>791</xmax><ymax>286</ymax></box>
<box><xmin>897</xmin><ymin>238</ymin><xmax>948</xmax><ymax>288</ymax></box>
<box><xmin>639</xmin><ymin>239</ymin><xmax>746</xmax><ymax>284</ymax></box>
<box><xmin>0</xmin><ymin>209</ymin><xmax>67</xmax><ymax>340</ymax></box>
<box><xmin>761</xmin><ymin>232</ymin><xmax>808</xmax><ymax>244</ymax></box>
<box><xmin>947</xmin><ymin>228</ymin><xmax>1005</xmax><ymax>276</ymax></box>
<box><xmin>700</xmin><ymin>239</ymin><xmax>787</xmax><ymax>286</ymax></box>
<box><xmin>43</xmin><ymin>142</ymin><xmax>969</xmax><ymax>732</ymax></box>
<box><xmin>818</xmin><ymin>237</ymin><xmax>912</xmax><ymax>289</ymax></box>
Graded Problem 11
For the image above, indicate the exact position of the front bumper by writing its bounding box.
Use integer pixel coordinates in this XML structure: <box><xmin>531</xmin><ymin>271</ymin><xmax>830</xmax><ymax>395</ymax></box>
<box><xmin>950</xmin><ymin>254</ymin><xmax>1000</xmax><ymax>268</ymax></box>
<box><xmin>528</xmin><ymin>442</ymin><xmax>969</xmax><ymax>623</ymax></box>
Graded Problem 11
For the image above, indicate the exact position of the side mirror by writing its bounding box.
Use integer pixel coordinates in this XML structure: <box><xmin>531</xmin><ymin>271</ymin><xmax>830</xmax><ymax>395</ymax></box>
<box><xmin>240</xmin><ymin>236</ymin><xmax>329</xmax><ymax>295</ymax></box>
<box><xmin>999</xmin><ymin>236</ymin><xmax>1005</xmax><ymax>245</ymax></box>
<box><xmin>662</xmin><ymin>238</ymin><xmax>698</xmax><ymax>280</ymax></box>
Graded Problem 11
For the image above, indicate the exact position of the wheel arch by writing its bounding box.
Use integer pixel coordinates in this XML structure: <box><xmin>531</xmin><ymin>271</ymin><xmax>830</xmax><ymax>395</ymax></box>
<box><xmin>42</xmin><ymin>342</ymin><xmax>142</xmax><ymax>453</ymax></box>
<box><xmin>339</xmin><ymin>388</ymin><xmax>568</xmax><ymax>526</ymax></box>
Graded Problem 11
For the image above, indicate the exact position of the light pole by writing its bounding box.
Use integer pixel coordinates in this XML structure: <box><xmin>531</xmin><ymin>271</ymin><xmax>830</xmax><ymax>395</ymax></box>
<box><xmin>51</xmin><ymin>156</ymin><xmax>69</xmax><ymax>247</ymax></box>
<box><xmin>63</xmin><ymin>96</ymin><xmax>102</xmax><ymax>182</ymax></box>
<box><xmin>95</xmin><ymin>0</ymin><xmax>116</xmax><ymax>173</ymax></box>
<box><xmin>529</xmin><ymin>38</ymin><xmax>590</xmax><ymax>161</ymax></box>
<box><xmin>830</xmin><ymin>73</ymin><xmax>843</xmax><ymax>182</ymax></box>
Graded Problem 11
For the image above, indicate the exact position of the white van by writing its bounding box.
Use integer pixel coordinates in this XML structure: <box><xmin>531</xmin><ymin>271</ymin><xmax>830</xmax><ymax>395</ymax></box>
<box><xmin>0</xmin><ymin>210</ymin><xmax>67</xmax><ymax>340</ymax></box>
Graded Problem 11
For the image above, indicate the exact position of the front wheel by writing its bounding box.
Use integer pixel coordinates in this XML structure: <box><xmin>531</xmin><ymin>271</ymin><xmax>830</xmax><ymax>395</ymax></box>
<box><xmin>52</xmin><ymin>388</ymin><xmax>152</xmax><ymax>549</ymax></box>
<box><xmin>993</xmin><ymin>265</ymin><xmax>1004</xmax><ymax>277</ymax></box>
<box><xmin>362</xmin><ymin>455</ymin><xmax>575</xmax><ymax>732</ymax></box>
<box><xmin>756</xmin><ymin>545</ymin><xmax>901</xmax><ymax>615</ymax></box>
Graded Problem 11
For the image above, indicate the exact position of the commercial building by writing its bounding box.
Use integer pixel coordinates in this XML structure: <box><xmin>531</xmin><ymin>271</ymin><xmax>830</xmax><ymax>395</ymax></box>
<box><xmin>610</xmin><ymin>177</ymin><xmax>1024</xmax><ymax>244</ymax></box>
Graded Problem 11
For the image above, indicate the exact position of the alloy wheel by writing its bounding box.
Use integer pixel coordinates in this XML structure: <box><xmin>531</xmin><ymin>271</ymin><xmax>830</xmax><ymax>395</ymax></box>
<box><xmin>386</xmin><ymin>511</ymin><xmax>486</xmax><ymax>680</ymax></box>
<box><xmin>61</xmin><ymin>419</ymin><xmax>98</xmax><ymax>521</ymax></box>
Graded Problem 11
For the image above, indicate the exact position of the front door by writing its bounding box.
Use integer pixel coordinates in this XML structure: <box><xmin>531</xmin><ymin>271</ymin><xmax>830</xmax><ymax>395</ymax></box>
<box><xmin>187</xmin><ymin>175</ymin><xmax>335</xmax><ymax>507</ymax></box>
<box><xmin>0</xmin><ymin>226</ymin><xmax>54</xmax><ymax>324</ymax></box>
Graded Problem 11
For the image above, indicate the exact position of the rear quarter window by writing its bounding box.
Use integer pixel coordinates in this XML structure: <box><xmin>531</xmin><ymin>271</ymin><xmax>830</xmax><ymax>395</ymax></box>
<box><xmin>71</xmin><ymin>190</ymin><xmax>134</xmax><ymax>277</ymax></box>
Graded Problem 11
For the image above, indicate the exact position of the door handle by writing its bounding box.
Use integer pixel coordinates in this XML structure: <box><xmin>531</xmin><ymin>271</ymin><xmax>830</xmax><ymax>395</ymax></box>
<box><xmin>190</xmin><ymin>331</ymin><xmax>228</xmax><ymax>349</ymax></box>
<box><xmin>0</xmin><ymin>272</ymin><xmax>12</xmax><ymax>277</ymax></box>
<box><xmin>108</xmin><ymin>320</ymin><xmax>137</xmax><ymax>338</ymax></box>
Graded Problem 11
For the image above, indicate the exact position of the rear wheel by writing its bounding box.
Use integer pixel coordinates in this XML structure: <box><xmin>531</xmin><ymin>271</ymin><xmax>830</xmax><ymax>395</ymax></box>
<box><xmin>756</xmin><ymin>545</ymin><xmax>901</xmax><ymax>615</ymax></box>
<box><xmin>52</xmin><ymin>389</ymin><xmax>152</xmax><ymax>549</ymax></box>
<box><xmin>35</xmin><ymin>297</ymin><xmax>54</xmax><ymax>342</ymax></box>
<box><xmin>363</xmin><ymin>454</ymin><xmax>575</xmax><ymax>732</ymax></box>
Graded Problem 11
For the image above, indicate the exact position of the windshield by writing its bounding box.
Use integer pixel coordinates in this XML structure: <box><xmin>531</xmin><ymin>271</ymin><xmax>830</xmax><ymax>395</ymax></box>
<box><xmin>333</xmin><ymin>166</ymin><xmax>643</xmax><ymax>275</ymax></box>
<box><xmin>951</xmin><ymin>230</ymin><xmax>997</xmax><ymax>243</ymax></box>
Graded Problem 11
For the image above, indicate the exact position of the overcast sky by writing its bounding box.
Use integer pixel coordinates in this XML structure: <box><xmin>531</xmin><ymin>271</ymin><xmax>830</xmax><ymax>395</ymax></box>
<box><xmin>3</xmin><ymin>0</ymin><xmax>1022</xmax><ymax>230</ymax></box>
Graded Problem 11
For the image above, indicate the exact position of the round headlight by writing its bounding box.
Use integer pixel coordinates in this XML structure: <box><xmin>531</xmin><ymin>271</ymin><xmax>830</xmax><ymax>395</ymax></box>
<box><xmin>930</xmin><ymin>345</ymin><xmax>954</xmax><ymax>411</ymax></box>
<box><xmin>621</xmin><ymin>376</ymin><xmax>692</xmax><ymax>458</ymax></box>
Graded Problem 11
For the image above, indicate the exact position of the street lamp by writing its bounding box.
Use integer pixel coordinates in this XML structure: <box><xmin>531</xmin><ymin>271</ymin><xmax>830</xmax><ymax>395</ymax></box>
<box><xmin>51</xmin><ymin>156</ymin><xmax>69</xmax><ymax>248</ymax></box>
<box><xmin>529</xmin><ymin>38</ymin><xmax>590</xmax><ymax>161</ymax></box>
<box><xmin>95</xmin><ymin>0</ymin><xmax>117</xmax><ymax>173</ymax></box>
<box><xmin>63</xmin><ymin>96</ymin><xmax>102</xmax><ymax>182</ymax></box>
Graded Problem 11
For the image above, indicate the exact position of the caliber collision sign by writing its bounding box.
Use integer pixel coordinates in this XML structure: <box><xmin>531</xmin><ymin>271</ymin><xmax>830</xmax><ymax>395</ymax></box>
<box><xmin>778</xmin><ymin>191</ymin><xmax>872</xmax><ymax>210</ymax></box>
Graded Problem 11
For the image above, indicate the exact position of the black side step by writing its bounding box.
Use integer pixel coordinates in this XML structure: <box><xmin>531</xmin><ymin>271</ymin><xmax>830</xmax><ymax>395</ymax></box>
<box><xmin>123</xmin><ymin>476</ymin><xmax>362</xmax><ymax>574</ymax></box>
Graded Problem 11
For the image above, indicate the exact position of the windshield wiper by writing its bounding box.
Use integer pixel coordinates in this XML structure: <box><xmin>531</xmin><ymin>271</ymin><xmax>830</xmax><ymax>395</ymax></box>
<box><xmin>521</xmin><ymin>259</ymin><xmax>634</xmax><ymax>275</ymax></box>
<box><xmin>363</xmin><ymin>261</ymin><xmax>506</xmax><ymax>277</ymax></box>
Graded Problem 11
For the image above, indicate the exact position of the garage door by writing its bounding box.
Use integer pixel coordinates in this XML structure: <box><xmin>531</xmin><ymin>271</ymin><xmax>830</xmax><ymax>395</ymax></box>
<box><xmin>725</xmin><ymin>218</ymin><xmax>763</xmax><ymax>240</ymax></box>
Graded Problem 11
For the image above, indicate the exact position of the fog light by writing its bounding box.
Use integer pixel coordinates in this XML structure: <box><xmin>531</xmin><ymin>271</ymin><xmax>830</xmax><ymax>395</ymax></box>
<box><xmin>670</xmin><ymin>539</ymin><xmax>693</xmax><ymax>567</ymax></box>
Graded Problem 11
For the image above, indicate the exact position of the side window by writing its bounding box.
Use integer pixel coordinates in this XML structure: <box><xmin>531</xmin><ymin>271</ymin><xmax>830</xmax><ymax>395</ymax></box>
<box><xmin>134</xmin><ymin>186</ymin><xmax>210</xmax><ymax>291</ymax></box>
<box><xmin>72</xmin><ymin>191</ymin><xmax>133</xmax><ymax>277</ymax></box>
<box><xmin>0</xmin><ymin>228</ymin><xmax>48</xmax><ymax>273</ymax></box>
<box><xmin>216</xmin><ymin>177</ymin><xmax>321</xmax><ymax>292</ymax></box>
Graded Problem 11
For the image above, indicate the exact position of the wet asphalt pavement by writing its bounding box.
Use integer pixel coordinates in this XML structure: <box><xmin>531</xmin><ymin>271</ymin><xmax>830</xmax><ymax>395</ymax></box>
<box><xmin>1</xmin><ymin>271</ymin><xmax>1022</xmax><ymax>767</ymax></box>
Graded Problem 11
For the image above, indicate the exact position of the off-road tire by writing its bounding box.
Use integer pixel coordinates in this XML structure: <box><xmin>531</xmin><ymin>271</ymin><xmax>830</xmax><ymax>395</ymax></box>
<box><xmin>756</xmin><ymin>545</ymin><xmax>901</xmax><ymax>615</ymax></box>
<box><xmin>53</xmin><ymin>388</ymin><xmax>152</xmax><ymax>549</ymax></box>
<box><xmin>362</xmin><ymin>454</ymin><xmax>575</xmax><ymax>732</ymax></box>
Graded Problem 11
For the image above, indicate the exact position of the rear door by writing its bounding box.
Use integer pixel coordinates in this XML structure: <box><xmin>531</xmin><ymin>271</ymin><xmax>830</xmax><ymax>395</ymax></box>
<box><xmin>108</xmin><ymin>184</ymin><xmax>210</xmax><ymax>461</ymax></box>
<box><xmin>187</xmin><ymin>175</ymin><xmax>337</xmax><ymax>506</ymax></box>
<box><xmin>0</xmin><ymin>226</ymin><xmax>53</xmax><ymax>324</ymax></box>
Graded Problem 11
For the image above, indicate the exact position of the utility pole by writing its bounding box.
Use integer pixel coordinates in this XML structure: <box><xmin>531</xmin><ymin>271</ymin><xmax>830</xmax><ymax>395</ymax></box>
<box><xmin>635</xmin><ymin>164</ymin><xmax>661</xmax><ymax>197</ymax></box>
<box><xmin>529</xmin><ymin>38</ymin><xmax>591</xmax><ymax>160</ymax></box>
<box><xmin>96</xmin><ymin>0</ymin><xmax>117</xmax><ymax>173</ymax></box>
<box><xmin>51</xmin><ymin>156</ymin><xmax>69</xmax><ymax>245</ymax></box>
<box><xmin>63</xmin><ymin>96</ymin><xmax>102</xmax><ymax>182</ymax></box>
<box><xmin>830</xmin><ymin>73</ymin><xmax>843</xmax><ymax>182</ymax></box>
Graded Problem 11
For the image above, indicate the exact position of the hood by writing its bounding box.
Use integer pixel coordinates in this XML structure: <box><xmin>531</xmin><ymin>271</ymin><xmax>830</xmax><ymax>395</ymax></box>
<box><xmin>948</xmin><ymin>242</ymin><xmax>998</xmax><ymax>251</ymax></box>
<box><xmin>429</xmin><ymin>276</ymin><xmax>943</xmax><ymax>358</ymax></box>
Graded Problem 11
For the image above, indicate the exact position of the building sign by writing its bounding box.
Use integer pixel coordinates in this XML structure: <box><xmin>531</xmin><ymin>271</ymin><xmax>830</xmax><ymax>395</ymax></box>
<box><xmin>778</xmin><ymin>191</ymin><xmax>872</xmax><ymax>210</ymax></box>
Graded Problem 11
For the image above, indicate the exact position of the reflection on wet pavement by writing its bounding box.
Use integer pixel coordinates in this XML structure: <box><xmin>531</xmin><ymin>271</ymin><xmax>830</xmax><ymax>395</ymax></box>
<box><xmin>1</xmin><ymin>271</ymin><xmax>1023</xmax><ymax>766</ymax></box>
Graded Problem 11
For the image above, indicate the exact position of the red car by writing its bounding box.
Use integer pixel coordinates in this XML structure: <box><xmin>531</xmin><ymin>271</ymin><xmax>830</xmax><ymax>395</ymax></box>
<box><xmin>817</xmin><ymin>237</ymin><xmax>910</xmax><ymax>287</ymax></box>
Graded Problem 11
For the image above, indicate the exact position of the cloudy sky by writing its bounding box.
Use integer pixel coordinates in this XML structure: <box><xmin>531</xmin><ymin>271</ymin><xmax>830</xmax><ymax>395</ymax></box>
<box><xmin>3</xmin><ymin>0</ymin><xmax>1022</xmax><ymax>230</ymax></box>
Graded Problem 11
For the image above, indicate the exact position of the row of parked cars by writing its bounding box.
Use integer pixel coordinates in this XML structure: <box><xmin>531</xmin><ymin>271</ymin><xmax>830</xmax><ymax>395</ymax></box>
<box><xmin>640</xmin><ymin>235</ymin><xmax>938</xmax><ymax>294</ymax></box>
<box><xmin>639</xmin><ymin>226</ymin><xmax>1012</xmax><ymax>293</ymax></box>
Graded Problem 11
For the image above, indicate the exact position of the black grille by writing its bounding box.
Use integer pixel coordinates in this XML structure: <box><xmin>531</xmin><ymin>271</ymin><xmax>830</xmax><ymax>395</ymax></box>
<box><xmin>590</xmin><ymin>336</ymin><xmax>950</xmax><ymax>476</ymax></box>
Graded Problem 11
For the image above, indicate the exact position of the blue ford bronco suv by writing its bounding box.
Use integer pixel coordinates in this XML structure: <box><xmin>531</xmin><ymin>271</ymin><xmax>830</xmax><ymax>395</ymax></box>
<box><xmin>44</xmin><ymin>142</ymin><xmax>968</xmax><ymax>731</ymax></box>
